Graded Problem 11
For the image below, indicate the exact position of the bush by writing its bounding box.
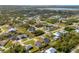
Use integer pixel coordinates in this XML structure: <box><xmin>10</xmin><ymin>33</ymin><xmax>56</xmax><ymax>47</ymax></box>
<box><xmin>4</xmin><ymin>43</ymin><xmax>26</xmax><ymax>53</ymax></box>
<box><xmin>64</xmin><ymin>26</ymin><xmax>75</xmax><ymax>32</ymax></box>
<box><xmin>33</xmin><ymin>30</ymin><xmax>44</xmax><ymax>36</ymax></box>
<box><xmin>46</xmin><ymin>19</ymin><xmax>58</xmax><ymax>24</ymax></box>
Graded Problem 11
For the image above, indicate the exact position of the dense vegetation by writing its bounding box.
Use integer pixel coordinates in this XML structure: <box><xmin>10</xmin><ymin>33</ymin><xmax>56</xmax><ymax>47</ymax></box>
<box><xmin>0</xmin><ymin>7</ymin><xmax>79</xmax><ymax>53</ymax></box>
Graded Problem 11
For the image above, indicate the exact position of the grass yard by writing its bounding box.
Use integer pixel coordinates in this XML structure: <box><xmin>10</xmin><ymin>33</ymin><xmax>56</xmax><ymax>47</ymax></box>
<box><xmin>23</xmin><ymin>40</ymin><xmax>35</xmax><ymax>45</ymax></box>
<box><xmin>30</xmin><ymin>45</ymin><xmax>39</xmax><ymax>53</ymax></box>
<box><xmin>4</xmin><ymin>40</ymin><xmax>13</xmax><ymax>48</ymax></box>
<box><xmin>17</xmin><ymin>27</ymin><xmax>27</xmax><ymax>33</ymax></box>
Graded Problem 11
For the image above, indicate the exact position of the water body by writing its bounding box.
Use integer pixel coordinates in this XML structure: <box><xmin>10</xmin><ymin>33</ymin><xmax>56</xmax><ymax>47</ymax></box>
<box><xmin>38</xmin><ymin>8</ymin><xmax>79</xmax><ymax>10</ymax></box>
<box><xmin>0</xmin><ymin>5</ymin><xmax>79</xmax><ymax>10</ymax></box>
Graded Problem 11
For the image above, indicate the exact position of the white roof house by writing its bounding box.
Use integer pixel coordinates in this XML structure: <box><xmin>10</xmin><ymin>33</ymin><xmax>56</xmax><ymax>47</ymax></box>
<box><xmin>45</xmin><ymin>47</ymin><xmax>56</xmax><ymax>53</ymax></box>
<box><xmin>53</xmin><ymin>32</ymin><xmax>61</xmax><ymax>37</ymax></box>
<box><xmin>17</xmin><ymin>34</ymin><xmax>28</xmax><ymax>40</ymax></box>
<box><xmin>0</xmin><ymin>46</ymin><xmax>3</xmax><ymax>48</ymax></box>
<box><xmin>53</xmin><ymin>36</ymin><xmax>60</xmax><ymax>40</ymax></box>
<box><xmin>53</xmin><ymin>32</ymin><xmax>61</xmax><ymax>40</ymax></box>
<box><xmin>8</xmin><ymin>28</ymin><xmax>16</xmax><ymax>32</ymax></box>
<box><xmin>59</xmin><ymin>30</ymin><xmax>68</xmax><ymax>34</ymax></box>
<box><xmin>75</xmin><ymin>29</ymin><xmax>79</xmax><ymax>32</ymax></box>
<box><xmin>0</xmin><ymin>51</ymin><xmax>2</xmax><ymax>53</ymax></box>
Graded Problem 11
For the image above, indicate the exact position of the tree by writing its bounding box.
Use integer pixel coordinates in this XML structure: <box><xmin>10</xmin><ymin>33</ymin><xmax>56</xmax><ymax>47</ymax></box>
<box><xmin>4</xmin><ymin>43</ymin><xmax>26</xmax><ymax>53</ymax></box>
<box><xmin>64</xmin><ymin>26</ymin><xmax>75</xmax><ymax>32</ymax></box>
<box><xmin>46</xmin><ymin>19</ymin><xmax>58</xmax><ymax>24</ymax></box>
<box><xmin>33</xmin><ymin>30</ymin><xmax>44</xmax><ymax>36</ymax></box>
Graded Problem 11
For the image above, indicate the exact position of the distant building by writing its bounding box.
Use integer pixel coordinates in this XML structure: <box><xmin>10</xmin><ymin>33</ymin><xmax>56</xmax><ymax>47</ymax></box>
<box><xmin>28</xmin><ymin>27</ymin><xmax>35</xmax><ymax>32</ymax></box>
<box><xmin>0</xmin><ymin>46</ymin><xmax>3</xmax><ymax>48</ymax></box>
<box><xmin>39</xmin><ymin>36</ymin><xmax>45</xmax><ymax>39</ymax></box>
<box><xmin>49</xmin><ymin>15</ymin><xmax>60</xmax><ymax>19</ymax></box>
<box><xmin>9</xmin><ymin>35</ymin><xmax>16</xmax><ymax>40</ymax></box>
<box><xmin>53</xmin><ymin>36</ymin><xmax>61</xmax><ymax>40</ymax></box>
<box><xmin>8</xmin><ymin>28</ymin><xmax>16</xmax><ymax>32</ymax></box>
<box><xmin>44</xmin><ymin>26</ymin><xmax>53</xmax><ymax>31</ymax></box>
<box><xmin>59</xmin><ymin>30</ymin><xmax>68</xmax><ymax>34</ymax></box>
<box><xmin>53</xmin><ymin>32</ymin><xmax>61</xmax><ymax>37</ymax></box>
<box><xmin>0</xmin><ymin>40</ymin><xmax>9</xmax><ymax>46</ymax></box>
<box><xmin>39</xmin><ymin>36</ymin><xmax>50</xmax><ymax>44</ymax></box>
<box><xmin>0</xmin><ymin>51</ymin><xmax>2</xmax><ymax>53</ymax></box>
<box><xmin>53</xmin><ymin>32</ymin><xmax>61</xmax><ymax>40</ymax></box>
<box><xmin>44</xmin><ymin>24</ymin><xmax>54</xmax><ymax>31</ymax></box>
<box><xmin>75</xmin><ymin>29</ymin><xmax>79</xmax><ymax>32</ymax></box>
<box><xmin>45</xmin><ymin>47</ymin><xmax>57</xmax><ymax>53</ymax></box>
<box><xmin>35</xmin><ymin>41</ymin><xmax>42</xmax><ymax>48</ymax></box>
<box><xmin>17</xmin><ymin>34</ymin><xmax>28</xmax><ymax>40</ymax></box>
<box><xmin>44</xmin><ymin>38</ymin><xmax>50</xmax><ymax>44</ymax></box>
<box><xmin>25</xmin><ymin>45</ymin><xmax>33</xmax><ymax>51</ymax></box>
<box><xmin>53</xmin><ymin>30</ymin><xmax>67</xmax><ymax>40</ymax></box>
<box><xmin>59</xmin><ymin>18</ymin><xmax>66</xmax><ymax>21</ymax></box>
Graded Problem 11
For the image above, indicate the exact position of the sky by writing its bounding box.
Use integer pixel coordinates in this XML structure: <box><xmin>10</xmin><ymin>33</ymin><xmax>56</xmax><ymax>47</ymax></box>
<box><xmin>0</xmin><ymin>0</ymin><xmax>79</xmax><ymax>5</ymax></box>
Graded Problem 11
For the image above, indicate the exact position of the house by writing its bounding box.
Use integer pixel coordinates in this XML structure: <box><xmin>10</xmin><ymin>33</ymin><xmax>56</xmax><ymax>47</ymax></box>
<box><xmin>35</xmin><ymin>41</ymin><xmax>42</xmax><ymax>48</ymax></box>
<box><xmin>53</xmin><ymin>30</ymin><xmax>68</xmax><ymax>40</ymax></box>
<box><xmin>53</xmin><ymin>32</ymin><xmax>61</xmax><ymax>40</ymax></box>
<box><xmin>0</xmin><ymin>51</ymin><xmax>2</xmax><ymax>53</ymax></box>
<box><xmin>45</xmin><ymin>47</ymin><xmax>57</xmax><ymax>53</ymax></box>
<box><xmin>44</xmin><ymin>38</ymin><xmax>50</xmax><ymax>44</ymax></box>
<box><xmin>39</xmin><ymin>36</ymin><xmax>45</xmax><ymax>39</ymax></box>
<box><xmin>75</xmin><ymin>29</ymin><xmax>79</xmax><ymax>32</ymax></box>
<box><xmin>39</xmin><ymin>36</ymin><xmax>50</xmax><ymax>43</ymax></box>
<box><xmin>53</xmin><ymin>32</ymin><xmax>61</xmax><ymax>37</ymax></box>
<box><xmin>59</xmin><ymin>30</ymin><xmax>68</xmax><ymax>34</ymax></box>
<box><xmin>44</xmin><ymin>25</ymin><xmax>54</xmax><ymax>31</ymax></box>
<box><xmin>9</xmin><ymin>35</ymin><xmax>16</xmax><ymax>40</ymax></box>
<box><xmin>8</xmin><ymin>28</ymin><xmax>16</xmax><ymax>32</ymax></box>
<box><xmin>53</xmin><ymin>36</ymin><xmax>61</xmax><ymax>40</ymax></box>
<box><xmin>25</xmin><ymin>45</ymin><xmax>33</xmax><ymax>51</ymax></box>
<box><xmin>17</xmin><ymin>34</ymin><xmax>28</xmax><ymax>40</ymax></box>
<box><xmin>45</xmin><ymin>26</ymin><xmax>53</xmax><ymax>31</ymax></box>
<box><xmin>0</xmin><ymin>46</ymin><xmax>3</xmax><ymax>48</ymax></box>
<box><xmin>59</xmin><ymin>18</ymin><xmax>66</xmax><ymax>21</ymax></box>
<box><xmin>28</xmin><ymin>27</ymin><xmax>35</xmax><ymax>32</ymax></box>
<box><xmin>49</xmin><ymin>15</ymin><xmax>60</xmax><ymax>19</ymax></box>
<box><xmin>0</xmin><ymin>40</ymin><xmax>9</xmax><ymax>46</ymax></box>
<box><xmin>5</xmin><ymin>33</ymin><xmax>17</xmax><ymax>40</ymax></box>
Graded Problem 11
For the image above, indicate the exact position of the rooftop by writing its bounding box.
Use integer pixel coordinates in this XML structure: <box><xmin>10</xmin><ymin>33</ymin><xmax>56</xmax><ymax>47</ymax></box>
<box><xmin>45</xmin><ymin>47</ymin><xmax>56</xmax><ymax>53</ymax></box>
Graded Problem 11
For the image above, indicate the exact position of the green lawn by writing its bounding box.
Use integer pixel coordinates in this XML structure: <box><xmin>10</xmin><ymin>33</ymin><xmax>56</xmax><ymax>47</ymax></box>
<box><xmin>17</xmin><ymin>27</ymin><xmax>27</xmax><ymax>33</ymax></box>
<box><xmin>4</xmin><ymin>40</ymin><xmax>13</xmax><ymax>48</ymax></box>
<box><xmin>23</xmin><ymin>40</ymin><xmax>35</xmax><ymax>45</ymax></box>
<box><xmin>30</xmin><ymin>46</ymin><xmax>39</xmax><ymax>53</ymax></box>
